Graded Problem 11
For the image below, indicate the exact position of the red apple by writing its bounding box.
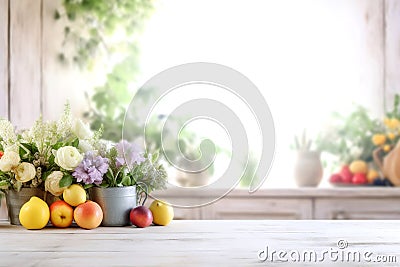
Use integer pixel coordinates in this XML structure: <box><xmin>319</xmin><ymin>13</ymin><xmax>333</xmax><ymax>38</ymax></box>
<box><xmin>130</xmin><ymin>206</ymin><xmax>153</xmax><ymax>228</ymax></box>
<box><xmin>74</xmin><ymin>201</ymin><xmax>103</xmax><ymax>229</ymax></box>
<box><xmin>340</xmin><ymin>165</ymin><xmax>353</xmax><ymax>183</ymax></box>
<box><xmin>329</xmin><ymin>173</ymin><xmax>343</xmax><ymax>184</ymax></box>
<box><xmin>50</xmin><ymin>200</ymin><xmax>73</xmax><ymax>228</ymax></box>
<box><xmin>352</xmin><ymin>173</ymin><xmax>368</xmax><ymax>184</ymax></box>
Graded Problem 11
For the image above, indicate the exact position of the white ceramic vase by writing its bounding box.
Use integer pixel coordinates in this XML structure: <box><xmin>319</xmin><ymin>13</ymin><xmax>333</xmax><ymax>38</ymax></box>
<box><xmin>294</xmin><ymin>151</ymin><xmax>323</xmax><ymax>187</ymax></box>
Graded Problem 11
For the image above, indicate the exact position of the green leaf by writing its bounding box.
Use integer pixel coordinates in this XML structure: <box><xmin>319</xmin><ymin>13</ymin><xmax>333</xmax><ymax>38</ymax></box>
<box><xmin>57</xmin><ymin>53</ymin><xmax>66</xmax><ymax>63</ymax></box>
<box><xmin>105</xmin><ymin>169</ymin><xmax>114</xmax><ymax>184</ymax></box>
<box><xmin>42</xmin><ymin>171</ymin><xmax>51</xmax><ymax>182</ymax></box>
<box><xmin>54</xmin><ymin>10</ymin><xmax>61</xmax><ymax>20</ymax></box>
<box><xmin>53</xmin><ymin>142</ymin><xmax>64</xmax><ymax>150</ymax></box>
<box><xmin>99</xmin><ymin>180</ymin><xmax>109</xmax><ymax>187</ymax></box>
<box><xmin>48</xmin><ymin>154</ymin><xmax>55</xmax><ymax>165</ymax></box>
<box><xmin>72</xmin><ymin>138</ymin><xmax>79</xmax><ymax>148</ymax></box>
<box><xmin>83</xmin><ymin>184</ymin><xmax>94</xmax><ymax>189</ymax></box>
<box><xmin>151</xmin><ymin>151</ymin><xmax>159</xmax><ymax>163</ymax></box>
<box><xmin>59</xmin><ymin>173</ymin><xmax>73</xmax><ymax>188</ymax></box>
<box><xmin>121</xmin><ymin>175</ymin><xmax>131</xmax><ymax>186</ymax></box>
<box><xmin>67</xmin><ymin>11</ymin><xmax>76</xmax><ymax>21</ymax></box>
<box><xmin>64</xmin><ymin>26</ymin><xmax>70</xmax><ymax>35</ymax></box>
<box><xmin>116</xmin><ymin>171</ymin><xmax>123</xmax><ymax>185</ymax></box>
<box><xmin>0</xmin><ymin>180</ymin><xmax>9</xmax><ymax>188</ymax></box>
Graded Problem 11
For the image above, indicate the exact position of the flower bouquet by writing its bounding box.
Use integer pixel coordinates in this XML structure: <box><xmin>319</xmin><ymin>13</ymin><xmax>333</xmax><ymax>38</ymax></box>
<box><xmin>0</xmin><ymin>104</ymin><xmax>168</xmax><ymax>227</ymax></box>
<box><xmin>371</xmin><ymin>95</ymin><xmax>400</xmax><ymax>186</ymax></box>
<box><xmin>71</xmin><ymin>140</ymin><xmax>167</xmax><ymax>226</ymax></box>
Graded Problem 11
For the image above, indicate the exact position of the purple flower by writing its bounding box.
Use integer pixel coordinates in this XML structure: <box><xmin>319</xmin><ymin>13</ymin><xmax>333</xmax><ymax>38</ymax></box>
<box><xmin>115</xmin><ymin>140</ymin><xmax>145</xmax><ymax>169</ymax></box>
<box><xmin>73</xmin><ymin>151</ymin><xmax>109</xmax><ymax>185</ymax></box>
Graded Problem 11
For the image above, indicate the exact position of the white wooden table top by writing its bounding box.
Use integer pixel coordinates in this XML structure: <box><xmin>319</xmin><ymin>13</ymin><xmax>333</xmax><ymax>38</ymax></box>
<box><xmin>153</xmin><ymin>187</ymin><xmax>400</xmax><ymax>198</ymax></box>
<box><xmin>1</xmin><ymin>220</ymin><xmax>400</xmax><ymax>267</ymax></box>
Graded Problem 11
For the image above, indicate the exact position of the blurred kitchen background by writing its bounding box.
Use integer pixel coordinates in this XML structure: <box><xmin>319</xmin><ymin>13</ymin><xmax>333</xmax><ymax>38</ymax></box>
<box><xmin>1</xmin><ymin>0</ymin><xmax>400</xmax><ymax>220</ymax></box>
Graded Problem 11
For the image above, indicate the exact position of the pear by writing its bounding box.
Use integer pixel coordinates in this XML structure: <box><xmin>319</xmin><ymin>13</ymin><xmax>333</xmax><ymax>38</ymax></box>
<box><xmin>19</xmin><ymin>196</ymin><xmax>50</xmax><ymax>230</ymax></box>
<box><xmin>149</xmin><ymin>200</ymin><xmax>174</xmax><ymax>226</ymax></box>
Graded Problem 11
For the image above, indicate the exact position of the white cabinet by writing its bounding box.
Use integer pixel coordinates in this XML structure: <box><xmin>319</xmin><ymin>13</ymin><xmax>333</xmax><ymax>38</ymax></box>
<box><xmin>314</xmin><ymin>198</ymin><xmax>400</xmax><ymax>220</ymax></box>
<box><xmin>201</xmin><ymin>198</ymin><xmax>312</xmax><ymax>219</ymax></box>
<box><xmin>156</xmin><ymin>188</ymin><xmax>400</xmax><ymax>220</ymax></box>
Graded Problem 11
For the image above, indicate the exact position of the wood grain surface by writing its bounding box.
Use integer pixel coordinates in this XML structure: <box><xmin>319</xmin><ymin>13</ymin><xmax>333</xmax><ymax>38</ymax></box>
<box><xmin>9</xmin><ymin>0</ymin><xmax>42</xmax><ymax>130</ymax></box>
<box><xmin>0</xmin><ymin>0</ymin><xmax>8</xmax><ymax>119</ymax></box>
<box><xmin>0</xmin><ymin>220</ymin><xmax>399</xmax><ymax>266</ymax></box>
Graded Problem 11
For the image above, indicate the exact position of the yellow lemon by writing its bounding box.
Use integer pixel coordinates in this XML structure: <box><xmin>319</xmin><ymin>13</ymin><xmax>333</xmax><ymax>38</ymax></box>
<box><xmin>349</xmin><ymin>160</ymin><xmax>368</xmax><ymax>174</ymax></box>
<box><xmin>387</xmin><ymin>132</ymin><xmax>396</xmax><ymax>140</ymax></box>
<box><xmin>384</xmin><ymin>117</ymin><xmax>390</xmax><ymax>127</ymax></box>
<box><xmin>19</xmin><ymin>196</ymin><xmax>50</xmax><ymax>230</ymax></box>
<box><xmin>383</xmin><ymin>144</ymin><xmax>391</xmax><ymax>152</ymax></box>
<box><xmin>149</xmin><ymin>200</ymin><xmax>174</xmax><ymax>226</ymax></box>
<box><xmin>372</xmin><ymin>134</ymin><xmax>386</xmax><ymax>146</ymax></box>
<box><xmin>389</xmin><ymin>118</ymin><xmax>400</xmax><ymax>129</ymax></box>
<box><xmin>367</xmin><ymin>169</ymin><xmax>379</xmax><ymax>184</ymax></box>
<box><xmin>63</xmin><ymin>184</ymin><xmax>86</xmax><ymax>207</ymax></box>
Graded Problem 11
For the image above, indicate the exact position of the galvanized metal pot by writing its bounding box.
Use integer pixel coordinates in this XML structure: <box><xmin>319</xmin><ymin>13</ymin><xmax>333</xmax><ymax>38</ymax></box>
<box><xmin>6</xmin><ymin>188</ymin><xmax>45</xmax><ymax>225</ymax></box>
<box><xmin>89</xmin><ymin>186</ymin><xmax>137</xmax><ymax>226</ymax></box>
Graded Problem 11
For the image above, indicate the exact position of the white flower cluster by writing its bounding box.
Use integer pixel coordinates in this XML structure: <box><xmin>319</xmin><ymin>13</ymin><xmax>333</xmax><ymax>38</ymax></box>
<box><xmin>0</xmin><ymin>102</ymin><xmax>100</xmax><ymax>191</ymax></box>
<box><xmin>0</xmin><ymin>119</ymin><xmax>18</xmax><ymax>152</ymax></box>
<box><xmin>21</xmin><ymin>104</ymin><xmax>94</xmax><ymax>158</ymax></box>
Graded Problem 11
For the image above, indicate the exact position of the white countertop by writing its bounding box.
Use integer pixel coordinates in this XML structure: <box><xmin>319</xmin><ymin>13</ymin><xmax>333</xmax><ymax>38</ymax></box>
<box><xmin>152</xmin><ymin>187</ymin><xmax>400</xmax><ymax>198</ymax></box>
<box><xmin>1</xmin><ymin>220</ymin><xmax>399</xmax><ymax>266</ymax></box>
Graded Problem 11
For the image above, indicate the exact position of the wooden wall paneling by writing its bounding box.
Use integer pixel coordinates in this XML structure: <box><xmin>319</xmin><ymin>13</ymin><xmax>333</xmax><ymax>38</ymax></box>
<box><xmin>0</xmin><ymin>0</ymin><xmax>8</xmax><ymax>119</ymax></box>
<box><xmin>384</xmin><ymin>0</ymin><xmax>400</xmax><ymax>110</ymax></box>
<box><xmin>41</xmin><ymin>0</ymin><xmax>64</xmax><ymax>121</ymax></box>
<box><xmin>0</xmin><ymin>0</ymin><xmax>8</xmax><ymax>221</ymax></box>
<box><xmin>42</xmin><ymin>0</ymin><xmax>94</xmax><ymax>121</ymax></box>
<box><xmin>356</xmin><ymin>0</ymin><xmax>385</xmax><ymax>117</ymax></box>
<box><xmin>9</xmin><ymin>0</ymin><xmax>42</xmax><ymax>130</ymax></box>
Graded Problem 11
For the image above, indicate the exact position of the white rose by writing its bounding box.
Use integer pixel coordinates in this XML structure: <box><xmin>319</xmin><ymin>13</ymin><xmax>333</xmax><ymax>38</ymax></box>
<box><xmin>54</xmin><ymin>146</ymin><xmax>83</xmax><ymax>170</ymax></box>
<box><xmin>72</xmin><ymin>119</ymin><xmax>93</xmax><ymax>140</ymax></box>
<box><xmin>14</xmin><ymin>162</ymin><xmax>36</xmax><ymax>183</ymax></box>
<box><xmin>45</xmin><ymin>171</ymin><xmax>67</xmax><ymax>196</ymax></box>
<box><xmin>0</xmin><ymin>151</ymin><xmax>21</xmax><ymax>172</ymax></box>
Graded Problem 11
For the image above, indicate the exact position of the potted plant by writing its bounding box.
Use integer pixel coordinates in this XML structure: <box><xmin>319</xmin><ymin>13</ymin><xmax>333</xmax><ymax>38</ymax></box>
<box><xmin>315</xmin><ymin>105</ymin><xmax>384</xmax><ymax>168</ymax></box>
<box><xmin>69</xmin><ymin>140</ymin><xmax>167</xmax><ymax>226</ymax></box>
<box><xmin>0</xmin><ymin>104</ymin><xmax>94</xmax><ymax>224</ymax></box>
<box><xmin>292</xmin><ymin>130</ymin><xmax>323</xmax><ymax>187</ymax></box>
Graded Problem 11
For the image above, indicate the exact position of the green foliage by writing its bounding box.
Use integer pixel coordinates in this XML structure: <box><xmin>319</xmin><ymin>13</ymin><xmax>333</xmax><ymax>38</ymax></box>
<box><xmin>56</xmin><ymin>0</ymin><xmax>153</xmax><ymax>67</ymax></box>
<box><xmin>56</xmin><ymin>0</ymin><xmax>155</xmax><ymax>141</ymax></box>
<box><xmin>130</xmin><ymin>151</ymin><xmax>167</xmax><ymax>193</ymax></box>
<box><xmin>59</xmin><ymin>173</ymin><xmax>73</xmax><ymax>188</ymax></box>
<box><xmin>100</xmin><ymin>150</ymin><xmax>167</xmax><ymax>193</ymax></box>
<box><xmin>0</xmin><ymin>104</ymin><xmax>95</xmax><ymax>191</ymax></box>
<box><xmin>55</xmin><ymin>1</ymin><xmax>218</xmax><ymax>183</ymax></box>
<box><xmin>0</xmin><ymin>135</ymin><xmax>81</xmax><ymax>191</ymax></box>
<box><xmin>239</xmin><ymin>153</ymin><xmax>258</xmax><ymax>188</ymax></box>
<box><xmin>386</xmin><ymin>94</ymin><xmax>400</xmax><ymax>119</ymax></box>
<box><xmin>315</xmin><ymin>106</ymin><xmax>384</xmax><ymax>165</ymax></box>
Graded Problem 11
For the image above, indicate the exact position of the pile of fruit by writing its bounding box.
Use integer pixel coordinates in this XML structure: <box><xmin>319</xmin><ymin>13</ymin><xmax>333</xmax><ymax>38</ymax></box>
<box><xmin>329</xmin><ymin>160</ymin><xmax>392</xmax><ymax>186</ymax></box>
<box><xmin>18</xmin><ymin>184</ymin><xmax>173</xmax><ymax>230</ymax></box>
